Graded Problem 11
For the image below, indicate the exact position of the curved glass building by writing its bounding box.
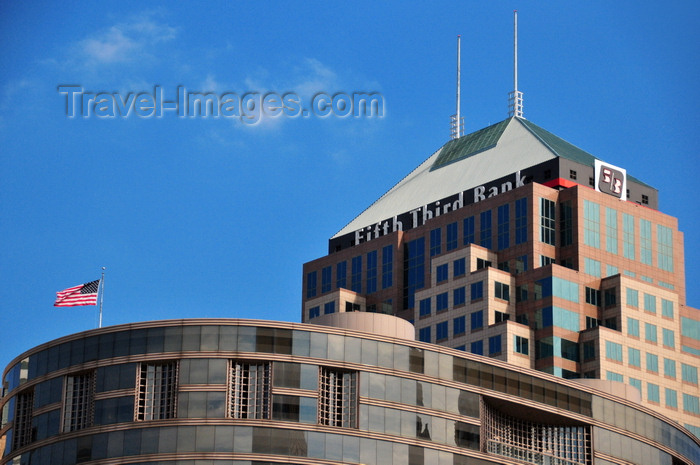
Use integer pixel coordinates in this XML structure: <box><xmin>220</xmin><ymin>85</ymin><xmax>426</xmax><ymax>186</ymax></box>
<box><xmin>2</xmin><ymin>314</ymin><xmax>698</xmax><ymax>465</ymax></box>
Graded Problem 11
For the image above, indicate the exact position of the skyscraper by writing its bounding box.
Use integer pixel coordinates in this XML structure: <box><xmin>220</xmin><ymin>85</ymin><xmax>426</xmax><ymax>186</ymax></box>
<box><xmin>302</xmin><ymin>115</ymin><xmax>700</xmax><ymax>436</ymax></box>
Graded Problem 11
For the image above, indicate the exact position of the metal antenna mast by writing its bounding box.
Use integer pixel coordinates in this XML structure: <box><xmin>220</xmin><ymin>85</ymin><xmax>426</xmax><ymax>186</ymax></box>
<box><xmin>508</xmin><ymin>10</ymin><xmax>524</xmax><ymax>118</ymax></box>
<box><xmin>450</xmin><ymin>35</ymin><xmax>464</xmax><ymax>139</ymax></box>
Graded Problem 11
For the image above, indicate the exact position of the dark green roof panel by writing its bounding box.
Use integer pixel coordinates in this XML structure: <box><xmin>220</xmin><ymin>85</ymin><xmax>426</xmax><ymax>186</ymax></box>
<box><xmin>430</xmin><ymin>118</ymin><xmax>510</xmax><ymax>171</ymax></box>
<box><xmin>516</xmin><ymin>118</ymin><xmax>597</xmax><ymax>166</ymax></box>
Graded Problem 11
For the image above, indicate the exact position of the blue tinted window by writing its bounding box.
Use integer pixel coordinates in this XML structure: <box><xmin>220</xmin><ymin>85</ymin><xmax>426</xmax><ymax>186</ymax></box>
<box><xmin>463</xmin><ymin>216</ymin><xmax>475</xmax><ymax>245</ymax></box>
<box><xmin>453</xmin><ymin>287</ymin><xmax>466</xmax><ymax>306</ymax></box>
<box><xmin>351</xmin><ymin>256</ymin><xmax>362</xmax><ymax>293</ymax></box>
<box><xmin>446</xmin><ymin>222</ymin><xmax>458</xmax><ymax>251</ymax></box>
<box><xmin>605</xmin><ymin>341</ymin><xmax>622</xmax><ymax>362</ymax></box>
<box><xmin>480</xmin><ymin>211</ymin><xmax>492</xmax><ymax>249</ymax></box>
<box><xmin>488</xmin><ymin>335</ymin><xmax>502</xmax><ymax>355</ymax></box>
<box><xmin>453</xmin><ymin>316</ymin><xmax>466</xmax><ymax>336</ymax></box>
<box><xmin>321</xmin><ymin>266</ymin><xmax>332</xmax><ymax>293</ymax></box>
<box><xmin>453</xmin><ymin>258</ymin><xmax>466</xmax><ymax>277</ymax></box>
<box><xmin>470</xmin><ymin>281</ymin><xmax>483</xmax><ymax>301</ymax></box>
<box><xmin>366</xmin><ymin>251</ymin><xmax>377</xmax><ymax>294</ymax></box>
<box><xmin>430</xmin><ymin>228</ymin><xmax>441</xmax><ymax>256</ymax></box>
<box><xmin>471</xmin><ymin>340</ymin><xmax>483</xmax><ymax>355</ymax></box>
<box><xmin>309</xmin><ymin>306</ymin><xmax>320</xmax><ymax>319</ymax></box>
<box><xmin>436</xmin><ymin>293</ymin><xmax>448</xmax><ymax>312</ymax></box>
<box><xmin>497</xmin><ymin>204</ymin><xmax>510</xmax><ymax>250</ymax></box>
<box><xmin>436</xmin><ymin>321</ymin><xmax>448</xmax><ymax>341</ymax></box>
<box><xmin>418</xmin><ymin>327</ymin><xmax>431</xmax><ymax>343</ymax></box>
<box><xmin>627</xmin><ymin>317</ymin><xmax>639</xmax><ymax>337</ymax></box>
<box><xmin>515</xmin><ymin>198</ymin><xmax>527</xmax><ymax>244</ymax></box>
<box><xmin>404</xmin><ymin>238</ymin><xmax>425</xmax><ymax>309</ymax></box>
<box><xmin>306</xmin><ymin>271</ymin><xmax>317</xmax><ymax>298</ymax></box>
<box><xmin>436</xmin><ymin>264</ymin><xmax>448</xmax><ymax>283</ymax></box>
<box><xmin>381</xmin><ymin>245</ymin><xmax>393</xmax><ymax>289</ymax></box>
<box><xmin>419</xmin><ymin>298</ymin><xmax>431</xmax><ymax>317</ymax></box>
<box><xmin>336</xmin><ymin>262</ymin><xmax>347</xmax><ymax>289</ymax></box>
<box><xmin>471</xmin><ymin>310</ymin><xmax>483</xmax><ymax>330</ymax></box>
<box><xmin>324</xmin><ymin>301</ymin><xmax>335</xmax><ymax>314</ymax></box>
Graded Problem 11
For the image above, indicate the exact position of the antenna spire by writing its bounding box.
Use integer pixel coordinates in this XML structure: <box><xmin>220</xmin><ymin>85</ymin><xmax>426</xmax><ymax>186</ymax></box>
<box><xmin>508</xmin><ymin>10</ymin><xmax>524</xmax><ymax>118</ymax></box>
<box><xmin>450</xmin><ymin>35</ymin><xmax>464</xmax><ymax>139</ymax></box>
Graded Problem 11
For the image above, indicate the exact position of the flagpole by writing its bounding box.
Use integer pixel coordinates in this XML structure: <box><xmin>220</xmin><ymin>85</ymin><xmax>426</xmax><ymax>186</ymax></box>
<box><xmin>99</xmin><ymin>267</ymin><xmax>105</xmax><ymax>328</ymax></box>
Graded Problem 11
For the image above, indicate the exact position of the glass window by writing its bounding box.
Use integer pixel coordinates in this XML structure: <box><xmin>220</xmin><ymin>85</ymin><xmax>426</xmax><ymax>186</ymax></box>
<box><xmin>366</xmin><ymin>251</ymin><xmax>377</xmax><ymax>294</ymax></box>
<box><xmin>605</xmin><ymin>207</ymin><xmax>618</xmax><ymax>254</ymax></box>
<box><xmin>657</xmin><ymin>224</ymin><xmax>673</xmax><ymax>272</ymax></box>
<box><xmin>605</xmin><ymin>341</ymin><xmax>622</xmax><ymax>362</ymax></box>
<box><xmin>137</xmin><ymin>361</ymin><xmax>177</xmax><ymax>421</ymax></box>
<box><xmin>643</xmin><ymin>293</ymin><xmax>656</xmax><ymax>313</ymax></box>
<box><xmin>645</xmin><ymin>323</ymin><xmax>657</xmax><ymax>343</ymax></box>
<box><xmin>606</xmin><ymin>371</ymin><xmax>623</xmax><ymax>382</ymax></box>
<box><xmin>626</xmin><ymin>288</ymin><xmax>638</xmax><ymax>307</ymax></box>
<box><xmin>488</xmin><ymin>335</ymin><xmax>501</xmax><ymax>355</ymax></box>
<box><xmin>446</xmin><ymin>222</ymin><xmax>458</xmax><ymax>251</ymax></box>
<box><xmin>436</xmin><ymin>293</ymin><xmax>448</xmax><ymax>312</ymax></box>
<box><xmin>463</xmin><ymin>216</ymin><xmax>475</xmax><ymax>245</ymax></box>
<box><xmin>453</xmin><ymin>258</ymin><xmax>466</xmax><ymax>277</ymax></box>
<box><xmin>470</xmin><ymin>281</ymin><xmax>483</xmax><ymax>301</ymax></box>
<box><xmin>453</xmin><ymin>287</ymin><xmax>466</xmax><ymax>306</ymax></box>
<box><xmin>419</xmin><ymin>298</ymin><xmax>431</xmax><ymax>317</ymax></box>
<box><xmin>404</xmin><ymin>238</ymin><xmax>425</xmax><ymax>309</ymax></box>
<box><xmin>13</xmin><ymin>389</ymin><xmax>34</xmax><ymax>449</ymax></box>
<box><xmin>436</xmin><ymin>321</ymin><xmax>448</xmax><ymax>341</ymax></box>
<box><xmin>351</xmin><ymin>256</ymin><xmax>362</xmax><ymax>293</ymax></box>
<box><xmin>229</xmin><ymin>361</ymin><xmax>271</xmax><ymax>419</ymax></box>
<box><xmin>515</xmin><ymin>198</ymin><xmax>528</xmax><ymax>244</ymax></box>
<box><xmin>336</xmin><ymin>262</ymin><xmax>347</xmax><ymax>289</ymax></box>
<box><xmin>436</xmin><ymin>264</ymin><xmax>448</xmax><ymax>283</ymax></box>
<box><xmin>321</xmin><ymin>266</ymin><xmax>332</xmax><ymax>293</ymax></box>
<box><xmin>514</xmin><ymin>336</ymin><xmax>529</xmax><ymax>355</ymax></box>
<box><xmin>663</xmin><ymin>358</ymin><xmax>676</xmax><ymax>378</ymax></box>
<box><xmin>627</xmin><ymin>317</ymin><xmax>639</xmax><ymax>337</ymax></box>
<box><xmin>661</xmin><ymin>299</ymin><xmax>674</xmax><ymax>318</ymax></box>
<box><xmin>319</xmin><ymin>368</ymin><xmax>357</xmax><ymax>427</ymax></box>
<box><xmin>662</xmin><ymin>328</ymin><xmax>675</xmax><ymax>348</ymax></box>
<box><xmin>622</xmin><ymin>213</ymin><xmax>635</xmax><ymax>260</ymax></box>
<box><xmin>309</xmin><ymin>306</ymin><xmax>320</xmax><ymax>319</ymax></box>
<box><xmin>665</xmin><ymin>388</ymin><xmax>678</xmax><ymax>408</ymax></box>
<box><xmin>63</xmin><ymin>371</ymin><xmax>95</xmax><ymax>432</ymax></box>
<box><xmin>471</xmin><ymin>310</ymin><xmax>484</xmax><ymax>330</ymax></box>
<box><xmin>306</xmin><ymin>271</ymin><xmax>317</xmax><ymax>298</ymax></box>
<box><xmin>584</xmin><ymin>257</ymin><xmax>601</xmax><ymax>277</ymax></box>
<box><xmin>430</xmin><ymin>228</ymin><xmax>442</xmax><ymax>256</ymax></box>
<box><xmin>324</xmin><ymin>301</ymin><xmax>335</xmax><ymax>315</ymax></box>
<box><xmin>497</xmin><ymin>204</ymin><xmax>510</xmax><ymax>250</ymax></box>
<box><xmin>418</xmin><ymin>327</ymin><xmax>431</xmax><ymax>343</ymax></box>
<box><xmin>682</xmin><ymin>363</ymin><xmax>698</xmax><ymax>384</ymax></box>
<box><xmin>453</xmin><ymin>316</ymin><xmax>466</xmax><ymax>336</ymax></box>
<box><xmin>583</xmin><ymin>200</ymin><xmax>600</xmax><ymax>248</ymax></box>
<box><xmin>606</xmin><ymin>264</ymin><xmax>618</xmax><ymax>277</ymax></box>
<box><xmin>683</xmin><ymin>394</ymin><xmax>700</xmax><ymax>414</ymax></box>
<box><xmin>494</xmin><ymin>282</ymin><xmax>510</xmax><ymax>301</ymax></box>
<box><xmin>480</xmin><ymin>210</ymin><xmax>493</xmax><ymax>249</ymax></box>
<box><xmin>646</xmin><ymin>353</ymin><xmax>658</xmax><ymax>373</ymax></box>
<box><xmin>629</xmin><ymin>377</ymin><xmax>642</xmax><ymax>394</ymax></box>
<box><xmin>628</xmin><ymin>347</ymin><xmax>640</xmax><ymax>367</ymax></box>
<box><xmin>647</xmin><ymin>383</ymin><xmax>660</xmax><ymax>402</ymax></box>
<box><xmin>540</xmin><ymin>198</ymin><xmax>555</xmax><ymax>245</ymax></box>
<box><xmin>640</xmin><ymin>219</ymin><xmax>652</xmax><ymax>265</ymax></box>
<box><xmin>471</xmin><ymin>340</ymin><xmax>483</xmax><ymax>355</ymax></box>
<box><xmin>381</xmin><ymin>245</ymin><xmax>393</xmax><ymax>289</ymax></box>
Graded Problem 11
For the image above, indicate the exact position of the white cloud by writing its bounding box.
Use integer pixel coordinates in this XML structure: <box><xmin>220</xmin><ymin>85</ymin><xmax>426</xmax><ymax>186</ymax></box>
<box><xmin>76</xmin><ymin>13</ymin><xmax>177</xmax><ymax>66</ymax></box>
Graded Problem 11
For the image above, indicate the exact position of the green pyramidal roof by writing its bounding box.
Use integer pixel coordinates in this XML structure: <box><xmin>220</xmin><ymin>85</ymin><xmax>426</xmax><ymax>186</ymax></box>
<box><xmin>430</xmin><ymin>118</ymin><xmax>510</xmax><ymax>171</ymax></box>
<box><xmin>517</xmin><ymin>118</ymin><xmax>597</xmax><ymax>166</ymax></box>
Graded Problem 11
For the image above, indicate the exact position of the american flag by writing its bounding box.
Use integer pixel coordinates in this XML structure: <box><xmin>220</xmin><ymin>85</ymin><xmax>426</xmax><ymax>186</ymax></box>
<box><xmin>54</xmin><ymin>280</ymin><xmax>100</xmax><ymax>307</ymax></box>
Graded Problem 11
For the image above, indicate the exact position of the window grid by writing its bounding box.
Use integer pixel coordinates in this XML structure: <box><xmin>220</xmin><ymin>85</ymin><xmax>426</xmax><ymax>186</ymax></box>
<box><xmin>137</xmin><ymin>361</ymin><xmax>178</xmax><ymax>421</ymax></box>
<box><xmin>63</xmin><ymin>371</ymin><xmax>95</xmax><ymax>432</ymax></box>
<box><xmin>657</xmin><ymin>224</ymin><xmax>674</xmax><ymax>272</ymax></box>
<box><xmin>583</xmin><ymin>200</ymin><xmax>600</xmax><ymax>248</ymax></box>
<box><xmin>366</xmin><ymin>251</ymin><xmax>377</xmax><ymax>294</ymax></box>
<box><xmin>229</xmin><ymin>361</ymin><xmax>271</xmax><ymax>419</ymax></box>
<box><xmin>622</xmin><ymin>213</ymin><xmax>635</xmax><ymax>260</ymax></box>
<box><xmin>480</xmin><ymin>211</ymin><xmax>493</xmax><ymax>249</ymax></box>
<box><xmin>318</xmin><ymin>367</ymin><xmax>357</xmax><ymax>428</ymax></box>
<box><xmin>540</xmin><ymin>198</ymin><xmax>556</xmax><ymax>245</ymax></box>
<box><xmin>560</xmin><ymin>200</ymin><xmax>573</xmax><ymax>247</ymax></box>
<box><xmin>481</xmin><ymin>401</ymin><xmax>591</xmax><ymax>465</ymax></box>
<box><xmin>640</xmin><ymin>219</ymin><xmax>652</xmax><ymax>265</ymax></box>
<box><xmin>463</xmin><ymin>216</ymin><xmax>475</xmax><ymax>245</ymax></box>
<box><xmin>13</xmin><ymin>389</ymin><xmax>34</xmax><ymax>450</ymax></box>
<box><xmin>446</xmin><ymin>222</ymin><xmax>458</xmax><ymax>251</ymax></box>
<box><xmin>381</xmin><ymin>245</ymin><xmax>393</xmax><ymax>289</ymax></box>
<box><xmin>497</xmin><ymin>204</ymin><xmax>510</xmax><ymax>250</ymax></box>
<box><xmin>605</xmin><ymin>207</ymin><xmax>618</xmax><ymax>254</ymax></box>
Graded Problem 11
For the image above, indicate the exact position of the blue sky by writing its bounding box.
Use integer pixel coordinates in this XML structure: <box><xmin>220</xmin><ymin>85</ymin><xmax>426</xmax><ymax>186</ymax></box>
<box><xmin>1</xmin><ymin>1</ymin><xmax>698</xmax><ymax>371</ymax></box>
